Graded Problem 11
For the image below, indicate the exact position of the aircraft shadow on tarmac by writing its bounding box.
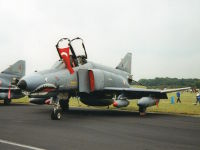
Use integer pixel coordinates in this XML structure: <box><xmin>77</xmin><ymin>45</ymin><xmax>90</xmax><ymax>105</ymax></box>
<box><xmin>64</xmin><ymin>108</ymin><xmax>170</xmax><ymax>118</ymax></box>
<box><xmin>39</xmin><ymin>107</ymin><xmax>171</xmax><ymax>119</ymax></box>
<box><xmin>0</xmin><ymin>103</ymin><xmax>172</xmax><ymax>119</ymax></box>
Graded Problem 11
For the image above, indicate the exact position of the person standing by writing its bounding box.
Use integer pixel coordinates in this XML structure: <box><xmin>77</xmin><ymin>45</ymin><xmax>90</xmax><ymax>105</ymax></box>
<box><xmin>196</xmin><ymin>93</ymin><xmax>200</xmax><ymax>105</ymax></box>
<box><xmin>176</xmin><ymin>91</ymin><xmax>181</xmax><ymax>103</ymax></box>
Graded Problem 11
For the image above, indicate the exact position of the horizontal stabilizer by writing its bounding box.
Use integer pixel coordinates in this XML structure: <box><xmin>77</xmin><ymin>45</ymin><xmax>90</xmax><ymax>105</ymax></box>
<box><xmin>161</xmin><ymin>87</ymin><xmax>191</xmax><ymax>93</ymax></box>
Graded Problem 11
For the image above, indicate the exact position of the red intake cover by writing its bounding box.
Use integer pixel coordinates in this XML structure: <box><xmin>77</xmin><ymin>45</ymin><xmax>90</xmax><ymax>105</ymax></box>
<box><xmin>89</xmin><ymin>70</ymin><xmax>95</xmax><ymax>92</ymax></box>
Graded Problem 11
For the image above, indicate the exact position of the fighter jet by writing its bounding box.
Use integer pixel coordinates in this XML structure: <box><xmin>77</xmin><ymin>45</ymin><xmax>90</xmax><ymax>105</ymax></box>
<box><xmin>0</xmin><ymin>60</ymin><xmax>25</xmax><ymax>105</ymax></box>
<box><xmin>17</xmin><ymin>38</ymin><xmax>190</xmax><ymax>120</ymax></box>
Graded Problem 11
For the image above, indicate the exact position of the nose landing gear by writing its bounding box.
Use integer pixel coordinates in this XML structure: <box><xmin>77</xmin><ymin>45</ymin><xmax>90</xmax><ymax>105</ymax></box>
<box><xmin>51</xmin><ymin>98</ymin><xmax>62</xmax><ymax>120</ymax></box>
<box><xmin>51</xmin><ymin>97</ymin><xmax>70</xmax><ymax>120</ymax></box>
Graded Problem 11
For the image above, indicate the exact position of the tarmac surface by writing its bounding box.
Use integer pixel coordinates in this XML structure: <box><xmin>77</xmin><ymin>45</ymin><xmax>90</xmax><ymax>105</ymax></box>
<box><xmin>0</xmin><ymin>103</ymin><xmax>200</xmax><ymax>150</ymax></box>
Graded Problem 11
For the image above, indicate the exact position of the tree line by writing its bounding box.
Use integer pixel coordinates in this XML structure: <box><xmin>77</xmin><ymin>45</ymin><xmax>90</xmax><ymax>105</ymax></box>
<box><xmin>138</xmin><ymin>78</ymin><xmax>200</xmax><ymax>89</ymax></box>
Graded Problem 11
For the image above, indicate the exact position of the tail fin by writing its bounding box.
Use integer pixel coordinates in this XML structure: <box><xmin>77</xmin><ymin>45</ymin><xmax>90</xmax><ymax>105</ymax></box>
<box><xmin>2</xmin><ymin>60</ymin><xmax>26</xmax><ymax>77</ymax></box>
<box><xmin>116</xmin><ymin>53</ymin><xmax>132</xmax><ymax>74</ymax></box>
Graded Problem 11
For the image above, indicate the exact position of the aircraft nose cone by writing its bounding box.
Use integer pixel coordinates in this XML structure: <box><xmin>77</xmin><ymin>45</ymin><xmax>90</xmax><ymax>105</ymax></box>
<box><xmin>18</xmin><ymin>80</ymin><xmax>27</xmax><ymax>90</ymax></box>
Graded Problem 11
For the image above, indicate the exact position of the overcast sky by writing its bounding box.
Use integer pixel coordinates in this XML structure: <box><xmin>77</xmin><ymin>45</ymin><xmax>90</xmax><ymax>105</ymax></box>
<box><xmin>0</xmin><ymin>0</ymin><xmax>199</xmax><ymax>80</ymax></box>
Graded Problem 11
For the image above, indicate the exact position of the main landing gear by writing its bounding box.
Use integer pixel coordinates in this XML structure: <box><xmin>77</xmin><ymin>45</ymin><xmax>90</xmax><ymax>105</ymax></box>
<box><xmin>139</xmin><ymin>107</ymin><xmax>146</xmax><ymax>116</ymax></box>
<box><xmin>4</xmin><ymin>99</ymin><xmax>11</xmax><ymax>105</ymax></box>
<box><xmin>51</xmin><ymin>98</ymin><xmax>69</xmax><ymax>120</ymax></box>
<box><xmin>59</xmin><ymin>99</ymin><xmax>69</xmax><ymax>112</ymax></box>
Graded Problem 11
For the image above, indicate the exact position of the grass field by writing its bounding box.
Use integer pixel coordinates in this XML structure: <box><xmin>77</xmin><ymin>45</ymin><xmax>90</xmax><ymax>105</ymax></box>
<box><xmin>7</xmin><ymin>92</ymin><xmax>200</xmax><ymax>116</ymax></box>
<box><xmin>69</xmin><ymin>92</ymin><xmax>200</xmax><ymax>116</ymax></box>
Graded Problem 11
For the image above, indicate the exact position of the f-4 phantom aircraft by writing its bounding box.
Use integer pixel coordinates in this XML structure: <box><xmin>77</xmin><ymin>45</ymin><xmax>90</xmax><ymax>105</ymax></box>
<box><xmin>17</xmin><ymin>38</ymin><xmax>190</xmax><ymax>120</ymax></box>
<box><xmin>0</xmin><ymin>60</ymin><xmax>25</xmax><ymax>105</ymax></box>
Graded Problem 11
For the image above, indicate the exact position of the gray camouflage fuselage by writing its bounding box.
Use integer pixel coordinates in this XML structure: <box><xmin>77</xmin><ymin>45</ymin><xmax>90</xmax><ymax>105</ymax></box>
<box><xmin>19</xmin><ymin>61</ymin><xmax>130</xmax><ymax>106</ymax></box>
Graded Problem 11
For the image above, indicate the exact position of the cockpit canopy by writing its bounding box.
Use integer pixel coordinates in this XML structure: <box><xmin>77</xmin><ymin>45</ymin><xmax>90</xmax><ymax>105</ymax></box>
<box><xmin>56</xmin><ymin>37</ymin><xmax>87</xmax><ymax>60</ymax></box>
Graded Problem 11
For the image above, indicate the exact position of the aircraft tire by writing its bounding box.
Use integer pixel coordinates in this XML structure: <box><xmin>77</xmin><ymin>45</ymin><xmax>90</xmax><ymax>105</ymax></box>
<box><xmin>51</xmin><ymin>109</ymin><xmax>62</xmax><ymax>120</ymax></box>
<box><xmin>4</xmin><ymin>99</ymin><xmax>11</xmax><ymax>105</ymax></box>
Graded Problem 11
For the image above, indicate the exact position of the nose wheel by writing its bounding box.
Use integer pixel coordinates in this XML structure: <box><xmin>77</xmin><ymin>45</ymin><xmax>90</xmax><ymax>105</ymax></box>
<box><xmin>51</xmin><ymin>108</ymin><xmax>62</xmax><ymax>120</ymax></box>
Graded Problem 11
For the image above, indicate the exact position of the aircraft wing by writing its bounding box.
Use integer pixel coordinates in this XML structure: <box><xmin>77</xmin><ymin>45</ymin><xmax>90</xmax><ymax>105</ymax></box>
<box><xmin>103</xmin><ymin>87</ymin><xmax>191</xmax><ymax>99</ymax></box>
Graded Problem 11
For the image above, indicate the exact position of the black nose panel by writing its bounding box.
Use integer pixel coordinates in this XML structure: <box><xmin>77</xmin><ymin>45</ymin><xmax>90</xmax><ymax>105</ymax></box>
<box><xmin>18</xmin><ymin>80</ymin><xmax>27</xmax><ymax>90</ymax></box>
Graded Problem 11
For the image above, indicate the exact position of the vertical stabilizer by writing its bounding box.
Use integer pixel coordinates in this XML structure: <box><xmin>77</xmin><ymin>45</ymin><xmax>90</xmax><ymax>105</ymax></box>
<box><xmin>116</xmin><ymin>53</ymin><xmax>132</xmax><ymax>74</ymax></box>
<box><xmin>2</xmin><ymin>60</ymin><xmax>26</xmax><ymax>77</ymax></box>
